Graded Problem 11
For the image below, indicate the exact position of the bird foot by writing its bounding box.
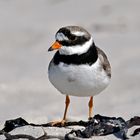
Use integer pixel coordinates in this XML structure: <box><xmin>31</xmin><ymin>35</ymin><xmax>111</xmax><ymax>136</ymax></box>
<box><xmin>49</xmin><ymin>119</ymin><xmax>66</xmax><ymax>127</ymax></box>
<box><xmin>88</xmin><ymin>117</ymin><xmax>93</xmax><ymax>120</ymax></box>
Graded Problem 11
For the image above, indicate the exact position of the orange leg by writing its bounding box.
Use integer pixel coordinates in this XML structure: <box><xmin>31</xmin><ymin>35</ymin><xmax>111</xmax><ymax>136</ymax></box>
<box><xmin>62</xmin><ymin>95</ymin><xmax>70</xmax><ymax>121</ymax></box>
<box><xmin>88</xmin><ymin>96</ymin><xmax>93</xmax><ymax>119</ymax></box>
<box><xmin>50</xmin><ymin>95</ymin><xmax>70</xmax><ymax>126</ymax></box>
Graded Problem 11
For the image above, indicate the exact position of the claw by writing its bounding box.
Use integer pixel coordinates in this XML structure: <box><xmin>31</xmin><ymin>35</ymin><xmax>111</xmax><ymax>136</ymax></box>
<box><xmin>49</xmin><ymin>120</ymin><xmax>66</xmax><ymax>127</ymax></box>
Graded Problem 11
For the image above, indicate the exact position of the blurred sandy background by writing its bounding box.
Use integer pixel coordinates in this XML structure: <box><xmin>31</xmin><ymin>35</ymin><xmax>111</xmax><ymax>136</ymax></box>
<box><xmin>0</xmin><ymin>0</ymin><xmax>140</xmax><ymax>128</ymax></box>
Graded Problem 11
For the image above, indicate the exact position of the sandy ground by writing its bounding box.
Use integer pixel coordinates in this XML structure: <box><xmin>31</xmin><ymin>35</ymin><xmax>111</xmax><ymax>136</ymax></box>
<box><xmin>0</xmin><ymin>0</ymin><xmax>140</xmax><ymax>129</ymax></box>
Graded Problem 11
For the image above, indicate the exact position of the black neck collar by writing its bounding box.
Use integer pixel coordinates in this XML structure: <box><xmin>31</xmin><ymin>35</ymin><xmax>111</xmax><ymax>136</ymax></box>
<box><xmin>53</xmin><ymin>42</ymin><xmax>98</xmax><ymax>65</ymax></box>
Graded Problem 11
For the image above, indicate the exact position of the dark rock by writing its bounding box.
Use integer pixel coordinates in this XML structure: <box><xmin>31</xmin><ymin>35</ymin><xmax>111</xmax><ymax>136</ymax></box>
<box><xmin>65</xmin><ymin>114</ymin><xmax>128</xmax><ymax>139</ymax></box>
<box><xmin>0</xmin><ymin>114</ymin><xmax>140</xmax><ymax>139</ymax></box>
<box><xmin>131</xmin><ymin>128</ymin><xmax>140</xmax><ymax>136</ymax></box>
<box><xmin>2</xmin><ymin>117</ymin><xmax>29</xmax><ymax>133</ymax></box>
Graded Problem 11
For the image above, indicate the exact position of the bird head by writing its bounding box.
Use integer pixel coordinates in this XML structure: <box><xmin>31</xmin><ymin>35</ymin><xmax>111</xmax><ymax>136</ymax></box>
<box><xmin>48</xmin><ymin>26</ymin><xmax>94</xmax><ymax>55</ymax></box>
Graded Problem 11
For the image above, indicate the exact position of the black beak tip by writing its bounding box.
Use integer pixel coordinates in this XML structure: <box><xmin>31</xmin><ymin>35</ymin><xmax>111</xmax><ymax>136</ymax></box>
<box><xmin>48</xmin><ymin>47</ymin><xmax>53</xmax><ymax>52</ymax></box>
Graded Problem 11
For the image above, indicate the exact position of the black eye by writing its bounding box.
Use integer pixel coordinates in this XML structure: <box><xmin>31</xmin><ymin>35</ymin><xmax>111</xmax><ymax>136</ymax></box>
<box><xmin>70</xmin><ymin>35</ymin><xmax>76</xmax><ymax>41</ymax></box>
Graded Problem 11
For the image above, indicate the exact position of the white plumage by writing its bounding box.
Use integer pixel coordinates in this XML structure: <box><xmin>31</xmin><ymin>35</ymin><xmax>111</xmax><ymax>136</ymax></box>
<box><xmin>48</xmin><ymin>58</ymin><xmax>110</xmax><ymax>97</ymax></box>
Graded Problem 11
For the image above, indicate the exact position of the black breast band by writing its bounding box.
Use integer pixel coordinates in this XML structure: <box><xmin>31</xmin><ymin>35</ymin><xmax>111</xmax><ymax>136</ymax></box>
<box><xmin>53</xmin><ymin>43</ymin><xmax>98</xmax><ymax>65</ymax></box>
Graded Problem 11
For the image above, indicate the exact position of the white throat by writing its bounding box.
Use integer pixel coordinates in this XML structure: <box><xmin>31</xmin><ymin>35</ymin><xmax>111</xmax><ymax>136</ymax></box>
<box><xmin>59</xmin><ymin>37</ymin><xmax>93</xmax><ymax>55</ymax></box>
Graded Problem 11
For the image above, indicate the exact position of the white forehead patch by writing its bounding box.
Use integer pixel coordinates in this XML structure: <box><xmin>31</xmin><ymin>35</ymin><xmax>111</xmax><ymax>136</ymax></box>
<box><xmin>71</xmin><ymin>31</ymin><xmax>85</xmax><ymax>36</ymax></box>
<box><xmin>56</xmin><ymin>33</ymin><xmax>69</xmax><ymax>41</ymax></box>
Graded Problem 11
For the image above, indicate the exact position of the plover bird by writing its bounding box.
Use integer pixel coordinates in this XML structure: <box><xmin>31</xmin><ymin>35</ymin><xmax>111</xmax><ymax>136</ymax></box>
<box><xmin>48</xmin><ymin>26</ymin><xmax>111</xmax><ymax>125</ymax></box>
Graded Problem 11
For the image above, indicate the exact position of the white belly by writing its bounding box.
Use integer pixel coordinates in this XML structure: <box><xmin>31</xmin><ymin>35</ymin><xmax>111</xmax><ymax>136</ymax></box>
<box><xmin>48</xmin><ymin>59</ymin><xmax>110</xmax><ymax>97</ymax></box>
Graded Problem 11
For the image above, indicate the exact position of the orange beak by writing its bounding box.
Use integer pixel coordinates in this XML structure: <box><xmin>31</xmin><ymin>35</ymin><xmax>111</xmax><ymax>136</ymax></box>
<box><xmin>48</xmin><ymin>41</ymin><xmax>62</xmax><ymax>51</ymax></box>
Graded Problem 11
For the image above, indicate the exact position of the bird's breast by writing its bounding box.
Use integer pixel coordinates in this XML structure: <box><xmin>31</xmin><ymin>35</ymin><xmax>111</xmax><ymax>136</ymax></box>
<box><xmin>48</xmin><ymin>58</ymin><xmax>110</xmax><ymax>97</ymax></box>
